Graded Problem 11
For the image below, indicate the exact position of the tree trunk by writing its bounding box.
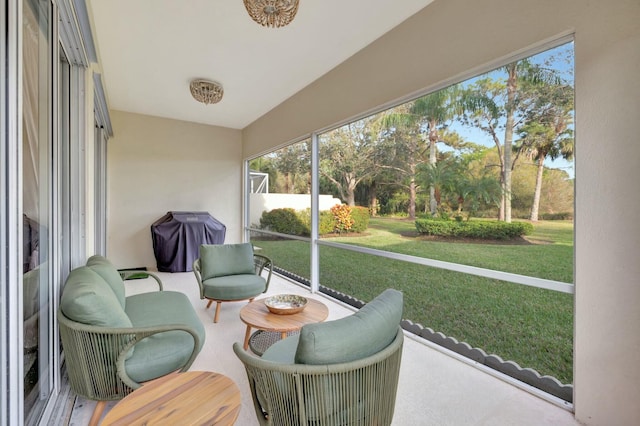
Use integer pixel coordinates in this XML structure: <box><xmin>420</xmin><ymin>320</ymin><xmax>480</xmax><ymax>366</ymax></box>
<box><xmin>369</xmin><ymin>181</ymin><xmax>378</xmax><ymax>217</ymax></box>
<box><xmin>503</xmin><ymin>63</ymin><xmax>518</xmax><ymax>223</ymax></box>
<box><xmin>429</xmin><ymin>185</ymin><xmax>437</xmax><ymax>216</ymax></box>
<box><xmin>409</xmin><ymin>178</ymin><xmax>417</xmax><ymax>220</ymax></box>
<box><xmin>498</xmin><ymin>172</ymin><xmax>505</xmax><ymax>221</ymax></box>
<box><xmin>284</xmin><ymin>173</ymin><xmax>292</xmax><ymax>194</ymax></box>
<box><xmin>429</xmin><ymin>123</ymin><xmax>438</xmax><ymax>216</ymax></box>
<box><xmin>345</xmin><ymin>173</ymin><xmax>356</xmax><ymax>206</ymax></box>
<box><xmin>530</xmin><ymin>155</ymin><xmax>545</xmax><ymax>221</ymax></box>
<box><xmin>346</xmin><ymin>189</ymin><xmax>355</xmax><ymax>207</ymax></box>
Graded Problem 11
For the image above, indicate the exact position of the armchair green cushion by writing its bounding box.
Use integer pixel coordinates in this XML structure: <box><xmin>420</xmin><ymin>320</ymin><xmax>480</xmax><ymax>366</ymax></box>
<box><xmin>293</xmin><ymin>288</ymin><xmax>403</xmax><ymax>365</ymax></box>
<box><xmin>86</xmin><ymin>255</ymin><xmax>126</xmax><ymax>308</ymax></box>
<box><xmin>124</xmin><ymin>291</ymin><xmax>205</xmax><ymax>383</ymax></box>
<box><xmin>60</xmin><ymin>266</ymin><xmax>132</xmax><ymax>329</ymax></box>
<box><xmin>58</xmin><ymin>258</ymin><xmax>204</xmax><ymax>417</ymax></box>
<box><xmin>255</xmin><ymin>289</ymin><xmax>404</xmax><ymax>424</ymax></box>
<box><xmin>202</xmin><ymin>274</ymin><xmax>267</xmax><ymax>301</ymax></box>
<box><xmin>235</xmin><ymin>326</ymin><xmax>404</xmax><ymax>426</ymax></box>
<box><xmin>199</xmin><ymin>243</ymin><xmax>255</xmax><ymax>280</ymax></box>
<box><xmin>261</xmin><ymin>335</ymin><xmax>299</xmax><ymax>364</ymax></box>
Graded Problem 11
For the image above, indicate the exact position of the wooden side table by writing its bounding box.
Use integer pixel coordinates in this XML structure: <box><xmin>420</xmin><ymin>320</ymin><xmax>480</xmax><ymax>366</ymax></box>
<box><xmin>239</xmin><ymin>297</ymin><xmax>329</xmax><ymax>351</ymax></box>
<box><xmin>101</xmin><ymin>371</ymin><xmax>241</xmax><ymax>425</ymax></box>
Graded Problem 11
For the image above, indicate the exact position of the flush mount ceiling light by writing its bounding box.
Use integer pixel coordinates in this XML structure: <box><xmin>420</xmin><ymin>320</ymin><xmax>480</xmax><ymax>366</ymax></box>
<box><xmin>189</xmin><ymin>79</ymin><xmax>224</xmax><ymax>105</ymax></box>
<box><xmin>243</xmin><ymin>0</ymin><xmax>299</xmax><ymax>28</ymax></box>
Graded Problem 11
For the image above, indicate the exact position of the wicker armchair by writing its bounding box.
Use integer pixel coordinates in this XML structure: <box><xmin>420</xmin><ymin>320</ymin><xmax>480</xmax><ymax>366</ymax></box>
<box><xmin>234</xmin><ymin>328</ymin><xmax>403</xmax><ymax>425</ymax></box>
<box><xmin>58</xmin><ymin>258</ymin><xmax>205</xmax><ymax>425</ymax></box>
<box><xmin>234</xmin><ymin>289</ymin><xmax>404</xmax><ymax>426</ymax></box>
<box><xmin>58</xmin><ymin>312</ymin><xmax>202</xmax><ymax>393</ymax></box>
<box><xmin>193</xmin><ymin>243</ymin><xmax>273</xmax><ymax>322</ymax></box>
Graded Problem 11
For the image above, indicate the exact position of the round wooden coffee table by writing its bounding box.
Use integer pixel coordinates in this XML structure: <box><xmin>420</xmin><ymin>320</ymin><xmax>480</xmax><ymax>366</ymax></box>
<box><xmin>101</xmin><ymin>371</ymin><xmax>241</xmax><ymax>425</ymax></box>
<box><xmin>239</xmin><ymin>297</ymin><xmax>329</xmax><ymax>352</ymax></box>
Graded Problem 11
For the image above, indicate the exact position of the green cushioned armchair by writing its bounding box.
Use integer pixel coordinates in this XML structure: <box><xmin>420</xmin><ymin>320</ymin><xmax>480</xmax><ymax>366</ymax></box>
<box><xmin>193</xmin><ymin>243</ymin><xmax>273</xmax><ymax>323</ymax></box>
<box><xmin>233</xmin><ymin>289</ymin><xmax>404</xmax><ymax>426</ymax></box>
<box><xmin>58</xmin><ymin>256</ymin><xmax>205</xmax><ymax>425</ymax></box>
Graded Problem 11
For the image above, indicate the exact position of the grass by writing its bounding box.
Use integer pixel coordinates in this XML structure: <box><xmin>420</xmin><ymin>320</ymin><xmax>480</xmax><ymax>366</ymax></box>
<box><xmin>252</xmin><ymin>218</ymin><xmax>574</xmax><ymax>384</ymax></box>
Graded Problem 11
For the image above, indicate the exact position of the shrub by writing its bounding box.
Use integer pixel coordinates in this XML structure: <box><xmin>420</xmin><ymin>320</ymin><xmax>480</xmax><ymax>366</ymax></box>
<box><xmin>260</xmin><ymin>206</ymin><xmax>366</xmax><ymax>236</ymax></box>
<box><xmin>330</xmin><ymin>204</ymin><xmax>354</xmax><ymax>233</ymax></box>
<box><xmin>260</xmin><ymin>208</ymin><xmax>307</xmax><ymax>236</ymax></box>
<box><xmin>298</xmin><ymin>209</ymin><xmax>336</xmax><ymax>235</ymax></box>
<box><xmin>319</xmin><ymin>210</ymin><xmax>336</xmax><ymax>235</ymax></box>
<box><xmin>415</xmin><ymin>218</ymin><xmax>533</xmax><ymax>240</ymax></box>
<box><xmin>350</xmin><ymin>206</ymin><xmax>370</xmax><ymax>232</ymax></box>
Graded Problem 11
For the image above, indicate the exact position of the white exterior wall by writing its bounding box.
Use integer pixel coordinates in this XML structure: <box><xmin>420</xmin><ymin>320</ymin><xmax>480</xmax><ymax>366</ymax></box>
<box><xmin>248</xmin><ymin>193</ymin><xmax>342</xmax><ymax>227</ymax></box>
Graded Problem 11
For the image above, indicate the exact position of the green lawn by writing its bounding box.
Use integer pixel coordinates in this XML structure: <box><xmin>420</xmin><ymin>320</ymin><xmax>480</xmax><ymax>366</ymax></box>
<box><xmin>251</xmin><ymin>218</ymin><xmax>574</xmax><ymax>384</ymax></box>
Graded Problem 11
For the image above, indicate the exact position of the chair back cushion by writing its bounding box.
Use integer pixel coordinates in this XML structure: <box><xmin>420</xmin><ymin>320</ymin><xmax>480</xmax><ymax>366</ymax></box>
<box><xmin>199</xmin><ymin>243</ymin><xmax>255</xmax><ymax>281</ymax></box>
<box><xmin>295</xmin><ymin>288</ymin><xmax>403</xmax><ymax>365</ymax></box>
<box><xmin>60</xmin><ymin>266</ymin><xmax>132</xmax><ymax>328</ymax></box>
<box><xmin>86</xmin><ymin>255</ymin><xmax>126</xmax><ymax>308</ymax></box>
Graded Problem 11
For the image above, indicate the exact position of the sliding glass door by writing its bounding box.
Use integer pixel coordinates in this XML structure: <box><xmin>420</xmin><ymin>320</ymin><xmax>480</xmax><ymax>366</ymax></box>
<box><xmin>22</xmin><ymin>0</ymin><xmax>53</xmax><ymax>423</ymax></box>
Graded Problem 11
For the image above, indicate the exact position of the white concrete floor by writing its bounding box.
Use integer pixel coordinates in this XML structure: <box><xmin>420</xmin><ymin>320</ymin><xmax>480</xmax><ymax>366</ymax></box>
<box><xmin>68</xmin><ymin>271</ymin><xmax>580</xmax><ymax>426</ymax></box>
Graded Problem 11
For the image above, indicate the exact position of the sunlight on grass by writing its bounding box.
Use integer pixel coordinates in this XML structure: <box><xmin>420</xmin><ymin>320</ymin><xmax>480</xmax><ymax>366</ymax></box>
<box><xmin>329</xmin><ymin>218</ymin><xmax>574</xmax><ymax>282</ymax></box>
<box><xmin>251</xmin><ymin>218</ymin><xmax>574</xmax><ymax>383</ymax></box>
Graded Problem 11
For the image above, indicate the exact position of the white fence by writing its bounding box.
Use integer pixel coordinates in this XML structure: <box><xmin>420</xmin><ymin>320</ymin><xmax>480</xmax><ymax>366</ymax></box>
<box><xmin>249</xmin><ymin>193</ymin><xmax>342</xmax><ymax>227</ymax></box>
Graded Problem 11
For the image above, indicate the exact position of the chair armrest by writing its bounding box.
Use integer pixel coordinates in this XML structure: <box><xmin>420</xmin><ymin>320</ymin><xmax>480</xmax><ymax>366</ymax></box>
<box><xmin>253</xmin><ymin>254</ymin><xmax>273</xmax><ymax>293</ymax></box>
<box><xmin>119</xmin><ymin>269</ymin><xmax>163</xmax><ymax>291</ymax></box>
<box><xmin>59</xmin><ymin>311</ymin><xmax>201</xmax><ymax>392</ymax></box>
<box><xmin>192</xmin><ymin>259</ymin><xmax>205</xmax><ymax>299</ymax></box>
<box><xmin>115</xmin><ymin>324</ymin><xmax>202</xmax><ymax>389</ymax></box>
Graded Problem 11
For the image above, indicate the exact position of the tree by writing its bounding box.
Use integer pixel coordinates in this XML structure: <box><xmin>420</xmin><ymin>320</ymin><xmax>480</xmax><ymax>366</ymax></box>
<box><xmin>272</xmin><ymin>141</ymin><xmax>310</xmax><ymax>194</ymax></box>
<box><xmin>377</xmin><ymin>86</ymin><xmax>461</xmax><ymax>218</ymax></box>
<box><xmin>375</xmin><ymin>105</ymin><xmax>424</xmax><ymax>219</ymax></box>
<box><xmin>439</xmin><ymin>149</ymin><xmax>502</xmax><ymax>219</ymax></box>
<box><xmin>319</xmin><ymin>118</ymin><xmax>379</xmax><ymax>206</ymax></box>
<box><xmin>460</xmin><ymin>59</ymin><xmax>562</xmax><ymax>222</ymax></box>
<box><xmin>517</xmin><ymin>81</ymin><xmax>574</xmax><ymax>221</ymax></box>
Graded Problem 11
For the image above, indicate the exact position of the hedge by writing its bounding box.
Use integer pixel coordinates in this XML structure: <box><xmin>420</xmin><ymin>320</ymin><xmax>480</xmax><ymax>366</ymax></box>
<box><xmin>259</xmin><ymin>208</ymin><xmax>307</xmax><ymax>235</ymax></box>
<box><xmin>260</xmin><ymin>205</ymin><xmax>370</xmax><ymax>236</ymax></box>
<box><xmin>415</xmin><ymin>218</ymin><xmax>533</xmax><ymax>240</ymax></box>
<box><xmin>350</xmin><ymin>206</ymin><xmax>370</xmax><ymax>233</ymax></box>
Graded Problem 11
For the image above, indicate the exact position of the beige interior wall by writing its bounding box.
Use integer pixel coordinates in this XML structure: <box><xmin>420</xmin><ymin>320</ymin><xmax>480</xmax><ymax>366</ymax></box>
<box><xmin>107</xmin><ymin>111</ymin><xmax>242</xmax><ymax>269</ymax></box>
<box><xmin>242</xmin><ymin>0</ymin><xmax>640</xmax><ymax>424</ymax></box>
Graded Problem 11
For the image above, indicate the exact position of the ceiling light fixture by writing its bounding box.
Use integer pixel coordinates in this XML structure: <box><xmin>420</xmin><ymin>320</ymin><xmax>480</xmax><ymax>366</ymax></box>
<box><xmin>189</xmin><ymin>79</ymin><xmax>224</xmax><ymax>105</ymax></box>
<box><xmin>243</xmin><ymin>0</ymin><xmax>299</xmax><ymax>28</ymax></box>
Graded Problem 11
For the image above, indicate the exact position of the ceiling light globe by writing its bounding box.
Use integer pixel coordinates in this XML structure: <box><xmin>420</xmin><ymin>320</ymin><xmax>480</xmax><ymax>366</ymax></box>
<box><xmin>189</xmin><ymin>79</ymin><xmax>224</xmax><ymax>105</ymax></box>
<box><xmin>244</xmin><ymin>0</ymin><xmax>299</xmax><ymax>28</ymax></box>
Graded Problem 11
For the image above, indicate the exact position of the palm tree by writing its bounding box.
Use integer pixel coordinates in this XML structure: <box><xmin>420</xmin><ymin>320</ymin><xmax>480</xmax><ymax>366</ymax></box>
<box><xmin>460</xmin><ymin>59</ymin><xmax>563</xmax><ymax>222</ymax></box>
<box><xmin>518</xmin><ymin>82</ymin><xmax>574</xmax><ymax>221</ymax></box>
<box><xmin>378</xmin><ymin>86</ymin><xmax>460</xmax><ymax>218</ymax></box>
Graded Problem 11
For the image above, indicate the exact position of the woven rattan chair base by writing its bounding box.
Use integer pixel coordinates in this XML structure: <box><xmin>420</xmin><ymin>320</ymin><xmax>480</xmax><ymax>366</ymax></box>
<box><xmin>249</xmin><ymin>330</ymin><xmax>300</xmax><ymax>356</ymax></box>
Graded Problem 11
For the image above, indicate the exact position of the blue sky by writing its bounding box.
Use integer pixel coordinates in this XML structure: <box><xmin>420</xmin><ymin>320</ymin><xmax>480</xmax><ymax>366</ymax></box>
<box><xmin>445</xmin><ymin>41</ymin><xmax>575</xmax><ymax>179</ymax></box>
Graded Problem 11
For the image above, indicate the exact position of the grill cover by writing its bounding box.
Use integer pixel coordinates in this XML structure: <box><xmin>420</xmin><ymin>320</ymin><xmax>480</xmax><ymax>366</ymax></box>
<box><xmin>151</xmin><ymin>211</ymin><xmax>226</xmax><ymax>272</ymax></box>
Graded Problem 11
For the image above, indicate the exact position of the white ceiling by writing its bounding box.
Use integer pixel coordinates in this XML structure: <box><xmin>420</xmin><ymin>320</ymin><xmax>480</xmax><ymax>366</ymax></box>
<box><xmin>88</xmin><ymin>0</ymin><xmax>434</xmax><ymax>130</ymax></box>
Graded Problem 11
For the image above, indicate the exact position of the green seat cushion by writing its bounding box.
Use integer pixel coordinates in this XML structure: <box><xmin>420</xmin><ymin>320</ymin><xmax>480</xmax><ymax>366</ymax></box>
<box><xmin>124</xmin><ymin>291</ymin><xmax>205</xmax><ymax>383</ymax></box>
<box><xmin>86</xmin><ymin>255</ymin><xmax>126</xmax><ymax>308</ymax></box>
<box><xmin>295</xmin><ymin>288</ymin><xmax>403</xmax><ymax>365</ymax></box>
<box><xmin>60</xmin><ymin>266</ymin><xmax>132</xmax><ymax>328</ymax></box>
<box><xmin>199</xmin><ymin>243</ymin><xmax>255</xmax><ymax>280</ymax></box>
<box><xmin>262</xmin><ymin>334</ymin><xmax>300</xmax><ymax>364</ymax></box>
<box><xmin>202</xmin><ymin>274</ymin><xmax>266</xmax><ymax>300</ymax></box>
